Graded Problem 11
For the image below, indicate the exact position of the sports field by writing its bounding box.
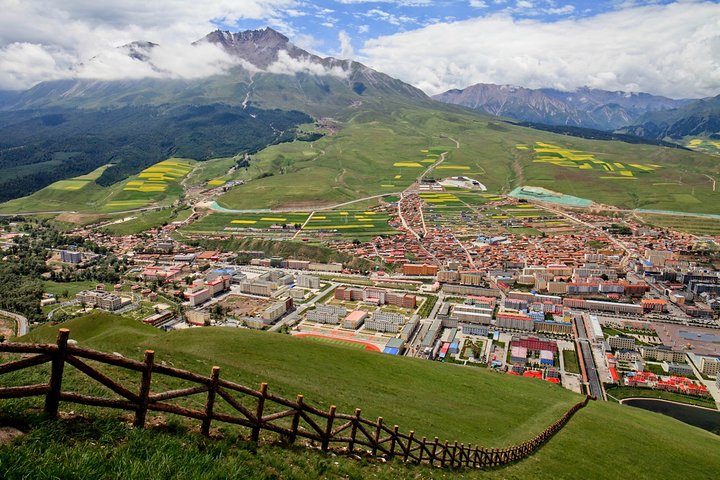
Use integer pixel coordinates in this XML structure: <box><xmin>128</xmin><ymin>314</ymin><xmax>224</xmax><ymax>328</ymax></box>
<box><xmin>293</xmin><ymin>333</ymin><xmax>381</xmax><ymax>352</ymax></box>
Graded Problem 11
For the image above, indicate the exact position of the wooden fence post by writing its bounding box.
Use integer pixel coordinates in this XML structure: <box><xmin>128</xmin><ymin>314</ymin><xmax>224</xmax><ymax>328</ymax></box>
<box><xmin>44</xmin><ymin>328</ymin><xmax>69</xmax><ymax>417</ymax></box>
<box><xmin>389</xmin><ymin>425</ymin><xmax>399</xmax><ymax>457</ymax></box>
<box><xmin>251</xmin><ymin>382</ymin><xmax>267</xmax><ymax>442</ymax></box>
<box><xmin>322</xmin><ymin>405</ymin><xmax>336</xmax><ymax>451</ymax></box>
<box><xmin>430</xmin><ymin>437</ymin><xmax>439</xmax><ymax>466</ymax></box>
<box><xmin>133</xmin><ymin>350</ymin><xmax>155</xmax><ymax>428</ymax></box>
<box><xmin>348</xmin><ymin>408</ymin><xmax>361</xmax><ymax>454</ymax></box>
<box><xmin>404</xmin><ymin>430</ymin><xmax>414</xmax><ymax>462</ymax></box>
<box><xmin>418</xmin><ymin>436</ymin><xmax>426</xmax><ymax>463</ymax></box>
<box><xmin>372</xmin><ymin>417</ymin><xmax>383</xmax><ymax>456</ymax></box>
<box><xmin>289</xmin><ymin>394</ymin><xmax>303</xmax><ymax>444</ymax></box>
<box><xmin>440</xmin><ymin>440</ymin><xmax>449</xmax><ymax>467</ymax></box>
<box><xmin>201</xmin><ymin>366</ymin><xmax>220</xmax><ymax>436</ymax></box>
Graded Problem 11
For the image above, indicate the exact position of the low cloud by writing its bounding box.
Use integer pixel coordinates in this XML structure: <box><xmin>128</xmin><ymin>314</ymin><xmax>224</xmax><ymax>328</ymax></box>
<box><xmin>0</xmin><ymin>0</ymin><xmax>300</xmax><ymax>90</ymax></box>
<box><xmin>361</xmin><ymin>2</ymin><xmax>720</xmax><ymax>98</ymax></box>
<box><xmin>266</xmin><ymin>50</ymin><xmax>350</xmax><ymax>78</ymax></box>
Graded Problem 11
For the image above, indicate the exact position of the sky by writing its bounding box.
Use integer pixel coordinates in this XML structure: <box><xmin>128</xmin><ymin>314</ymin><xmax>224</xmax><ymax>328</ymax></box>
<box><xmin>0</xmin><ymin>0</ymin><xmax>718</xmax><ymax>98</ymax></box>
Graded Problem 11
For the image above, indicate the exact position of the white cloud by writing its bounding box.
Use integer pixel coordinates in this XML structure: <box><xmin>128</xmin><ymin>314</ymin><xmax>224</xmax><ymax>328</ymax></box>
<box><xmin>364</xmin><ymin>8</ymin><xmax>416</xmax><ymax>26</ymax></box>
<box><xmin>0</xmin><ymin>0</ymin><xmax>300</xmax><ymax>89</ymax></box>
<box><xmin>361</xmin><ymin>2</ymin><xmax>720</xmax><ymax>98</ymax></box>
<box><xmin>266</xmin><ymin>50</ymin><xmax>349</xmax><ymax>78</ymax></box>
<box><xmin>0</xmin><ymin>43</ymin><xmax>72</xmax><ymax>90</ymax></box>
<box><xmin>338</xmin><ymin>31</ymin><xmax>355</xmax><ymax>58</ymax></box>
<box><xmin>469</xmin><ymin>1</ymin><xmax>489</xmax><ymax>8</ymax></box>
<box><xmin>334</xmin><ymin>0</ymin><xmax>433</xmax><ymax>5</ymax></box>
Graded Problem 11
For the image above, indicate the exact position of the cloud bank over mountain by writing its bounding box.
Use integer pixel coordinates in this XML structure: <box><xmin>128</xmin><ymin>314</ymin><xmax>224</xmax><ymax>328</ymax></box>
<box><xmin>0</xmin><ymin>0</ymin><xmax>718</xmax><ymax>99</ymax></box>
<box><xmin>360</xmin><ymin>2</ymin><xmax>720</xmax><ymax>98</ymax></box>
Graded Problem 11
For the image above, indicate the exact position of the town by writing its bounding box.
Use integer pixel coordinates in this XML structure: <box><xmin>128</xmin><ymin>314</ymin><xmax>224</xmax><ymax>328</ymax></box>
<box><xmin>2</xmin><ymin>185</ymin><xmax>719</xmax><ymax>412</ymax></box>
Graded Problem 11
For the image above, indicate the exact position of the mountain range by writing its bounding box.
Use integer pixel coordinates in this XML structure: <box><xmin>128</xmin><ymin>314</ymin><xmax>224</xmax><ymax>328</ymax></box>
<box><xmin>432</xmin><ymin>83</ymin><xmax>692</xmax><ymax>131</ymax></box>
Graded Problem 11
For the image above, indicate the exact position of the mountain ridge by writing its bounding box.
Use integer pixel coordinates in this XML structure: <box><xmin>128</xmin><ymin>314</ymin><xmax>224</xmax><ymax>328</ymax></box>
<box><xmin>433</xmin><ymin>83</ymin><xmax>692</xmax><ymax>131</ymax></box>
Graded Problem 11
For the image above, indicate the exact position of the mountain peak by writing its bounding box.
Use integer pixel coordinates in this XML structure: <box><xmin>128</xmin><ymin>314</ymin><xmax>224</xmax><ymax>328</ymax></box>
<box><xmin>197</xmin><ymin>27</ymin><xmax>304</xmax><ymax>69</ymax></box>
<box><xmin>118</xmin><ymin>41</ymin><xmax>158</xmax><ymax>62</ymax></box>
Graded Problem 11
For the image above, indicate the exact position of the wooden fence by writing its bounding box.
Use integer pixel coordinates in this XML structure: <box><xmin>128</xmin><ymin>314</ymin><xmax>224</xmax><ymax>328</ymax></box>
<box><xmin>0</xmin><ymin>329</ymin><xmax>591</xmax><ymax>469</ymax></box>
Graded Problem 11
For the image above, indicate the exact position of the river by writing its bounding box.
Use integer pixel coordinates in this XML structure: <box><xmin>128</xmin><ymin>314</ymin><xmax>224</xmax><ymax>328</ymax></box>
<box><xmin>622</xmin><ymin>398</ymin><xmax>720</xmax><ymax>434</ymax></box>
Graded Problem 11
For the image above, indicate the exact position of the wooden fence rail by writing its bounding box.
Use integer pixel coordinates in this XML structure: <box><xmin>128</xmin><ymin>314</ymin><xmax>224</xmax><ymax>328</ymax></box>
<box><xmin>0</xmin><ymin>329</ymin><xmax>591</xmax><ymax>469</ymax></box>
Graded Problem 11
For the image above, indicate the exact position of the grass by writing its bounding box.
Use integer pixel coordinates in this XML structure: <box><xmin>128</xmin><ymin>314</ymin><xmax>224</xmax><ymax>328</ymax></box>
<box><xmin>183</xmin><ymin>212</ymin><xmax>311</xmax><ymax>234</ymax></box>
<box><xmin>211</xmin><ymin>103</ymin><xmax>720</xmax><ymax>214</ymax></box>
<box><xmin>416</xmin><ymin>294</ymin><xmax>438</xmax><ymax>318</ymax></box>
<box><xmin>2</xmin><ymin>313</ymin><xmax>720</xmax><ymax>478</ymax></box>
<box><xmin>0</xmin><ymin>159</ymin><xmax>195</xmax><ymax>214</ymax></box>
<box><xmin>636</xmin><ymin>212</ymin><xmax>720</xmax><ymax>236</ymax></box>
<box><xmin>42</xmin><ymin>280</ymin><xmax>100</xmax><ymax>301</ymax></box>
<box><xmin>606</xmin><ymin>386</ymin><xmax>717</xmax><ymax>409</ymax></box>
<box><xmin>102</xmin><ymin>207</ymin><xmax>192</xmax><ymax>236</ymax></box>
<box><xmin>561</xmin><ymin>350</ymin><xmax>580</xmax><ymax>374</ymax></box>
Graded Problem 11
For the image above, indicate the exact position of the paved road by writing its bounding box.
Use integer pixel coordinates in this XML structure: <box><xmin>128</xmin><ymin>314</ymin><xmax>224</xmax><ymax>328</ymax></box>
<box><xmin>0</xmin><ymin>309</ymin><xmax>29</xmax><ymax>336</ymax></box>
<box><xmin>574</xmin><ymin>316</ymin><xmax>604</xmax><ymax>400</ymax></box>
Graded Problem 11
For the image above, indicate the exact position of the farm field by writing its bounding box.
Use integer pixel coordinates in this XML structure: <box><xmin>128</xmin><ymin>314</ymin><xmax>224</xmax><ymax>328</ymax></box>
<box><xmin>0</xmin><ymin>159</ymin><xmax>195</xmax><ymax>214</ymax></box>
<box><xmin>3</xmin><ymin>313</ymin><xmax>720</xmax><ymax>479</ymax></box>
<box><xmin>300</xmin><ymin>210</ymin><xmax>398</xmax><ymax>240</ymax></box>
<box><xmin>182</xmin><ymin>212</ymin><xmax>310</xmax><ymax>235</ymax></box>
<box><xmin>104</xmin><ymin>159</ymin><xmax>194</xmax><ymax>212</ymax></box>
<box><xmin>635</xmin><ymin>212</ymin><xmax>720</xmax><ymax>236</ymax></box>
<box><xmin>686</xmin><ymin>138</ymin><xmax>720</xmax><ymax>156</ymax></box>
<box><xmin>183</xmin><ymin>210</ymin><xmax>399</xmax><ymax>241</ymax></box>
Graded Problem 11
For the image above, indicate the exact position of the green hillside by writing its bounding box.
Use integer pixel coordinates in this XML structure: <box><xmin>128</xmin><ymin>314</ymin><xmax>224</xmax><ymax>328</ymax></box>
<box><xmin>2</xmin><ymin>313</ymin><xmax>718</xmax><ymax>479</ymax></box>
<box><xmin>215</xmin><ymin>102</ymin><xmax>720</xmax><ymax>214</ymax></box>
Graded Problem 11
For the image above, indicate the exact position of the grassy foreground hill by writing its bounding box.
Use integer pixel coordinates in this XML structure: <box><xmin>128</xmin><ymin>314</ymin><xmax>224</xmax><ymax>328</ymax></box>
<box><xmin>1</xmin><ymin>313</ymin><xmax>719</xmax><ymax>479</ymax></box>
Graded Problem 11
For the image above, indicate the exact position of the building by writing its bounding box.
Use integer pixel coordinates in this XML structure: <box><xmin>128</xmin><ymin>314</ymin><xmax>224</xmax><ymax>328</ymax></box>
<box><xmin>239</xmin><ymin>281</ymin><xmax>274</xmax><ymax>297</ymax></box>
<box><xmin>261</xmin><ymin>298</ymin><xmax>293</xmax><ymax>322</ymax></box>
<box><xmin>343</xmin><ymin>310</ymin><xmax>367</xmax><ymax>329</ymax></box>
<box><xmin>641</xmin><ymin>299</ymin><xmax>668</xmax><ymax>313</ymax></box>
<box><xmin>563</xmin><ymin>298</ymin><xmax>643</xmax><ymax>315</ymax></box>
<box><xmin>512</xmin><ymin>336</ymin><xmax>558</xmax><ymax>354</ymax></box>
<box><xmin>663</xmin><ymin>362</ymin><xmax>694</xmax><ymax>376</ymax></box>
<box><xmin>60</xmin><ymin>250</ymin><xmax>82</xmax><ymax>264</ymax></box>
<box><xmin>385</xmin><ymin>292</ymin><xmax>417</xmax><ymax>308</ymax></box>
<box><xmin>443</xmin><ymin>284</ymin><xmax>502</xmax><ymax>297</ymax></box>
<box><xmin>511</xmin><ymin>346</ymin><xmax>528</xmax><ymax>364</ymax></box>
<box><xmin>308</xmin><ymin>262</ymin><xmax>343</xmax><ymax>273</ymax></box>
<box><xmin>699</xmin><ymin>356</ymin><xmax>720</xmax><ymax>376</ymax></box>
<box><xmin>608</xmin><ymin>335</ymin><xmax>636</xmax><ymax>351</ymax></box>
<box><xmin>306</xmin><ymin>307</ymin><xmax>344</xmax><ymax>324</ymax></box>
<box><xmin>533</xmin><ymin>320</ymin><xmax>573</xmax><ymax>336</ymax></box>
<box><xmin>451</xmin><ymin>304</ymin><xmax>493</xmax><ymax>325</ymax></box>
<box><xmin>400</xmin><ymin>319</ymin><xmax>419</xmax><ymax>341</ymax></box>
<box><xmin>640</xmin><ymin>346</ymin><xmax>686</xmax><ymax>363</ymax></box>
<box><xmin>496</xmin><ymin>311</ymin><xmax>534</xmax><ymax>331</ymax></box>
<box><xmin>186</xmin><ymin>309</ymin><xmax>210</xmax><ymax>326</ymax></box>
<box><xmin>402</xmin><ymin>263</ymin><xmax>439</xmax><ymax>276</ymax></box>
<box><xmin>143</xmin><ymin>311</ymin><xmax>174</xmax><ymax>327</ymax></box>
<box><xmin>365</xmin><ymin>319</ymin><xmax>401</xmax><ymax>333</ymax></box>
<box><xmin>76</xmin><ymin>290</ymin><xmax>123</xmax><ymax>311</ymax></box>
<box><xmin>296</xmin><ymin>275</ymin><xmax>320</xmax><ymax>289</ymax></box>
<box><xmin>334</xmin><ymin>286</ymin><xmax>364</xmax><ymax>301</ymax></box>
<box><xmin>539</xmin><ymin>350</ymin><xmax>554</xmax><ymax>366</ymax></box>
<box><xmin>462</xmin><ymin>324</ymin><xmax>489</xmax><ymax>336</ymax></box>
